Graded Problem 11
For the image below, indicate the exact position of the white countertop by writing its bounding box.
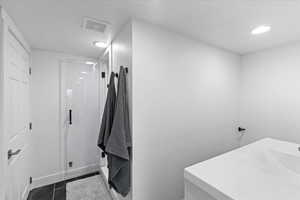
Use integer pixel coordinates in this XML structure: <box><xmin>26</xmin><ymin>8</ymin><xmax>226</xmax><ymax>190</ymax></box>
<box><xmin>184</xmin><ymin>138</ymin><xmax>300</xmax><ymax>200</ymax></box>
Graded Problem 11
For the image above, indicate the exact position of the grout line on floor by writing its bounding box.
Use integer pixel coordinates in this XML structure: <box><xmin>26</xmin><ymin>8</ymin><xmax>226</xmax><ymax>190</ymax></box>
<box><xmin>52</xmin><ymin>184</ymin><xmax>56</xmax><ymax>200</ymax></box>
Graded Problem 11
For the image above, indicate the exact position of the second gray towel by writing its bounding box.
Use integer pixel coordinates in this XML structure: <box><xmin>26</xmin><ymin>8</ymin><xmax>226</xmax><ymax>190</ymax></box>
<box><xmin>106</xmin><ymin>66</ymin><xmax>131</xmax><ymax>197</ymax></box>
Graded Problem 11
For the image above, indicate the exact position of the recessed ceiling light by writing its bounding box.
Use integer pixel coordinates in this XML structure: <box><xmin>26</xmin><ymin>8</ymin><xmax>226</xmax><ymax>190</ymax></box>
<box><xmin>93</xmin><ymin>41</ymin><xmax>107</xmax><ymax>48</ymax></box>
<box><xmin>251</xmin><ymin>25</ymin><xmax>271</xmax><ymax>35</ymax></box>
<box><xmin>85</xmin><ymin>61</ymin><xmax>95</xmax><ymax>65</ymax></box>
<box><xmin>79</xmin><ymin>77</ymin><xmax>84</xmax><ymax>80</ymax></box>
<box><xmin>81</xmin><ymin>71</ymin><xmax>88</xmax><ymax>74</ymax></box>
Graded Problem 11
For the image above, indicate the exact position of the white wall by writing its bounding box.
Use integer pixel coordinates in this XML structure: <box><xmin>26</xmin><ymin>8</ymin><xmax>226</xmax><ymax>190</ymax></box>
<box><xmin>240</xmin><ymin>42</ymin><xmax>300</xmax><ymax>145</ymax></box>
<box><xmin>131</xmin><ymin>20</ymin><xmax>241</xmax><ymax>200</ymax></box>
<box><xmin>31</xmin><ymin>50</ymin><xmax>62</xmax><ymax>180</ymax></box>
<box><xmin>31</xmin><ymin>50</ymin><xmax>99</xmax><ymax>186</ymax></box>
<box><xmin>0</xmin><ymin>13</ymin><xmax>4</xmax><ymax>199</ymax></box>
<box><xmin>110</xmin><ymin>22</ymin><xmax>132</xmax><ymax>200</ymax></box>
<box><xmin>111</xmin><ymin>22</ymin><xmax>132</xmax><ymax>125</ymax></box>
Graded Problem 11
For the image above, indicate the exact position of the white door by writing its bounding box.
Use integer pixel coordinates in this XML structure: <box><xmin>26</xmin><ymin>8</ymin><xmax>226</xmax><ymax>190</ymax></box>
<box><xmin>3</xmin><ymin>29</ymin><xmax>31</xmax><ymax>200</ymax></box>
<box><xmin>61</xmin><ymin>61</ymin><xmax>100</xmax><ymax>176</ymax></box>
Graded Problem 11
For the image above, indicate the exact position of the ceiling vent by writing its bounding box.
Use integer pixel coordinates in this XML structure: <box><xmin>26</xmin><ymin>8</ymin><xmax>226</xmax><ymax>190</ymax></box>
<box><xmin>82</xmin><ymin>17</ymin><xmax>110</xmax><ymax>34</ymax></box>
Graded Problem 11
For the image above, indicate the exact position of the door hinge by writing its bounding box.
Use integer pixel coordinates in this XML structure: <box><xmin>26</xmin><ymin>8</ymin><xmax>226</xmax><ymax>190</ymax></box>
<box><xmin>29</xmin><ymin>177</ymin><xmax>32</xmax><ymax>184</ymax></box>
<box><xmin>29</xmin><ymin>67</ymin><xmax>32</xmax><ymax>75</ymax></box>
<box><xmin>101</xmin><ymin>72</ymin><xmax>105</xmax><ymax>78</ymax></box>
<box><xmin>29</xmin><ymin>122</ymin><xmax>32</xmax><ymax>130</ymax></box>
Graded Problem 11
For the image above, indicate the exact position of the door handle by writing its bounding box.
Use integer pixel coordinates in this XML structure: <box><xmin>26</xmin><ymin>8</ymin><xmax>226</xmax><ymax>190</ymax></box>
<box><xmin>69</xmin><ymin>109</ymin><xmax>72</xmax><ymax>125</ymax></box>
<box><xmin>8</xmin><ymin>149</ymin><xmax>21</xmax><ymax>160</ymax></box>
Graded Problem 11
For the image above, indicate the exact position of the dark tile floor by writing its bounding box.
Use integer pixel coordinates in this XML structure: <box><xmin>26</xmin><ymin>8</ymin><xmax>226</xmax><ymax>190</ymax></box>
<box><xmin>27</xmin><ymin>172</ymin><xmax>99</xmax><ymax>200</ymax></box>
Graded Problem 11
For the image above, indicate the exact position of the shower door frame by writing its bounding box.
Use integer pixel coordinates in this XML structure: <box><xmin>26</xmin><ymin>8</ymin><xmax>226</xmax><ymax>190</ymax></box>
<box><xmin>58</xmin><ymin>58</ymin><xmax>100</xmax><ymax>181</ymax></box>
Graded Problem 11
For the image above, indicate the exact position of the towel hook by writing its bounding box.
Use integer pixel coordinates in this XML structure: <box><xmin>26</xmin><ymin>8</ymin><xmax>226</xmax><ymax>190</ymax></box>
<box><xmin>120</xmin><ymin>66</ymin><xmax>129</xmax><ymax>73</ymax></box>
<box><xmin>238</xmin><ymin>127</ymin><xmax>246</xmax><ymax>132</ymax></box>
<box><xmin>114</xmin><ymin>66</ymin><xmax>128</xmax><ymax>79</ymax></box>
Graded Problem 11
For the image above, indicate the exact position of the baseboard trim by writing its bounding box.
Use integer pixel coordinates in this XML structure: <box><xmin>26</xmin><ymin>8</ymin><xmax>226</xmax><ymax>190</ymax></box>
<box><xmin>99</xmin><ymin>167</ymin><xmax>119</xmax><ymax>200</ymax></box>
<box><xmin>99</xmin><ymin>167</ymin><xmax>131</xmax><ymax>200</ymax></box>
<box><xmin>21</xmin><ymin>183</ymin><xmax>30</xmax><ymax>200</ymax></box>
<box><xmin>31</xmin><ymin>164</ymin><xmax>100</xmax><ymax>189</ymax></box>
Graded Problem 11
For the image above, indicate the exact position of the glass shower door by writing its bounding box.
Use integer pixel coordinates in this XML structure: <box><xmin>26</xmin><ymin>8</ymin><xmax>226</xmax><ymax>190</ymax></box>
<box><xmin>61</xmin><ymin>61</ymin><xmax>100</xmax><ymax>178</ymax></box>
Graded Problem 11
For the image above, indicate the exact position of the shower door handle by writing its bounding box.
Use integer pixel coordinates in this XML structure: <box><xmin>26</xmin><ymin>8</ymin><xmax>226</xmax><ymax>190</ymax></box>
<box><xmin>69</xmin><ymin>109</ymin><xmax>72</xmax><ymax>125</ymax></box>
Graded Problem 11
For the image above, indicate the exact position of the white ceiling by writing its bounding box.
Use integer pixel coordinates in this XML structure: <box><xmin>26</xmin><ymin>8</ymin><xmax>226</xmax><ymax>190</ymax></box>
<box><xmin>2</xmin><ymin>0</ymin><xmax>300</xmax><ymax>57</ymax></box>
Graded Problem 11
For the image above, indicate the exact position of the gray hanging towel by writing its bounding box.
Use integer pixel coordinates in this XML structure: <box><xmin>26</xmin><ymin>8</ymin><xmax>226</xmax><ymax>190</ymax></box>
<box><xmin>106</xmin><ymin>66</ymin><xmax>131</xmax><ymax>197</ymax></box>
<box><xmin>97</xmin><ymin>72</ymin><xmax>116</xmax><ymax>152</ymax></box>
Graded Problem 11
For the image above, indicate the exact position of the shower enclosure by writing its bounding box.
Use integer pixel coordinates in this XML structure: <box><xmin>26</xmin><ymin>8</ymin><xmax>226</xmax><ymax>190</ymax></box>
<box><xmin>60</xmin><ymin>60</ymin><xmax>101</xmax><ymax>179</ymax></box>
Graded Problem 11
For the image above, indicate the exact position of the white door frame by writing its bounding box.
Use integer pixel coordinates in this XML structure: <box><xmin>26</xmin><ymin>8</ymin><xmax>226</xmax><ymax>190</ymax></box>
<box><xmin>0</xmin><ymin>7</ymin><xmax>31</xmax><ymax>200</ymax></box>
<box><xmin>98</xmin><ymin>45</ymin><xmax>112</xmax><ymax>168</ymax></box>
<box><xmin>100</xmin><ymin>44</ymin><xmax>112</xmax><ymax>76</ymax></box>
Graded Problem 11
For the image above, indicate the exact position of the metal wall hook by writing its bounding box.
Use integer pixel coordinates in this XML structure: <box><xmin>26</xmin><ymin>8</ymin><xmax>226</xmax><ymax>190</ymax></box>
<box><xmin>114</xmin><ymin>66</ymin><xmax>128</xmax><ymax>78</ymax></box>
<box><xmin>238</xmin><ymin>127</ymin><xmax>246</xmax><ymax>132</ymax></box>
